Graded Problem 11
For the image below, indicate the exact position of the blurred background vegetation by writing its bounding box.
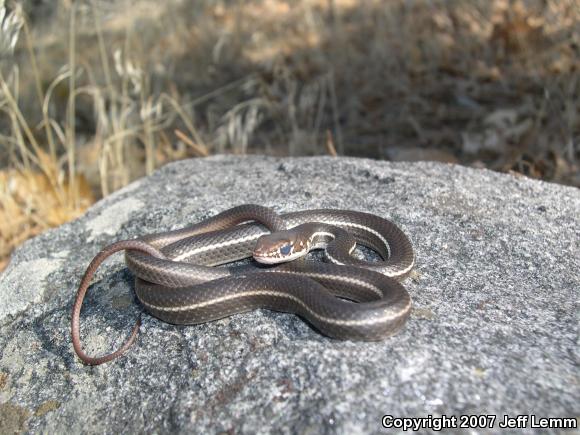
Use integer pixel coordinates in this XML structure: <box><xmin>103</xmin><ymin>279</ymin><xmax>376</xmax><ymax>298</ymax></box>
<box><xmin>0</xmin><ymin>0</ymin><xmax>578</xmax><ymax>270</ymax></box>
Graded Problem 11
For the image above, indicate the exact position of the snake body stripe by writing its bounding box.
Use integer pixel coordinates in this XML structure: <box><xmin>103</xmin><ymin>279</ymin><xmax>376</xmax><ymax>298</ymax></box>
<box><xmin>313</xmin><ymin>220</ymin><xmax>391</xmax><ymax>257</ymax></box>
<box><xmin>140</xmin><ymin>290</ymin><xmax>410</xmax><ymax>326</ymax></box>
<box><xmin>71</xmin><ymin>205</ymin><xmax>415</xmax><ymax>365</ymax></box>
<box><xmin>172</xmin><ymin>233</ymin><xmax>265</xmax><ymax>262</ymax></box>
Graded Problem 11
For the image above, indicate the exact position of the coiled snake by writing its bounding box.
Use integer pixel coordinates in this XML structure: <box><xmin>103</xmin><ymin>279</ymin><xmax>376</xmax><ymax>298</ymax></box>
<box><xmin>71</xmin><ymin>205</ymin><xmax>415</xmax><ymax>365</ymax></box>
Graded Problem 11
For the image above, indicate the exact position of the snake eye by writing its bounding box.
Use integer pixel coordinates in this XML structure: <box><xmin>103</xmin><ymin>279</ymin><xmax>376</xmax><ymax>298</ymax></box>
<box><xmin>280</xmin><ymin>244</ymin><xmax>292</xmax><ymax>256</ymax></box>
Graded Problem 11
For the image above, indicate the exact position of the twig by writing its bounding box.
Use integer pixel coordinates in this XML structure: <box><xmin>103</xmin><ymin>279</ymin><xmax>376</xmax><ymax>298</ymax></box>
<box><xmin>325</xmin><ymin>130</ymin><xmax>337</xmax><ymax>157</ymax></box>
<box><xmin>174</xmin><ymin>129</ymin><xmax>209</xmax><ymax>157</ymax></box>
<box><xmin>328</xmin><ymin>71</ymin><xmax>343</xmax><ymax>155</ymax></box>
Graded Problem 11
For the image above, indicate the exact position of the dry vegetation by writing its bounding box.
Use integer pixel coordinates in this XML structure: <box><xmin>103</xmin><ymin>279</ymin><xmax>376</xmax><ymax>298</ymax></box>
<box><xmin>0</xmin><ymin>0</ymin><xmax>578</xmax><ymax>270</ymax></box>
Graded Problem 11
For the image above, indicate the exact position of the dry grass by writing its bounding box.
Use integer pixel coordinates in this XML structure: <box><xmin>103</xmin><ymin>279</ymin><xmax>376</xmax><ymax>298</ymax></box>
<box><xmin>0</xmin><ymin>0</ymin><xmax>578</xmax><ymax>270</ymax></box>
<box><xmin>0</xmin><ymin>165</ymin><xmax>94</xmax><ymax>262</ymax></box>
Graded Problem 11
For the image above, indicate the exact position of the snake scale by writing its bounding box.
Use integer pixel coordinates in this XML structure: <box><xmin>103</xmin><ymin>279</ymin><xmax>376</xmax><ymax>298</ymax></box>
<box><xmin>71</xmin><ymin>205</ymin><xmax>415</xmax><ymax>365</ymax></box>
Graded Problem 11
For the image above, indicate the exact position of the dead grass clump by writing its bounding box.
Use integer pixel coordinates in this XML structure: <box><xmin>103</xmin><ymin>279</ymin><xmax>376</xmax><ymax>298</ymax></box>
<box><xmin>0</xmin><ymin>0</ymin><xmax>210</xmax><ymax>270</ymax></box>
<box><xmin>0</xmin><ymin>166</ymin><xmax>94</xmax><ymax>267</ymax></box>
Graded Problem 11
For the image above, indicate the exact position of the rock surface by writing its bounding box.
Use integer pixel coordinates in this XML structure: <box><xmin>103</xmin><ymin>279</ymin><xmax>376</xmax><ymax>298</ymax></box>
<box><xmin>0</xmin><ymin>156</ymin><xmax>578</xmax><ymax>434</ymax></box>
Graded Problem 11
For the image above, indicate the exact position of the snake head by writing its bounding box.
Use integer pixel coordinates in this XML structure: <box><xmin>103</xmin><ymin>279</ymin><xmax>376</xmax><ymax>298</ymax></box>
<box><xmin>253</xmin><ymin>230</ymin><xmax>308</xmax><ymax>264</ymax></box>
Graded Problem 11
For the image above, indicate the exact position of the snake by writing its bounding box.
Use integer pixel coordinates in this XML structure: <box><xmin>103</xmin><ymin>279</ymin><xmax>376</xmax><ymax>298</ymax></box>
<box><xmin>71</xmin><ymin>205</ymin><xmax>415</xmax><ymax>365</ymax></box>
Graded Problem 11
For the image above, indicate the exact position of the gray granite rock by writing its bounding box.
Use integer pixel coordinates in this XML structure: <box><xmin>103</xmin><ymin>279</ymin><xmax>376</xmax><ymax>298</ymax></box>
<box><xmin>0</xmin><ymin>156</ymin><xmax>578</xmax><ymax>434</ymax></box>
